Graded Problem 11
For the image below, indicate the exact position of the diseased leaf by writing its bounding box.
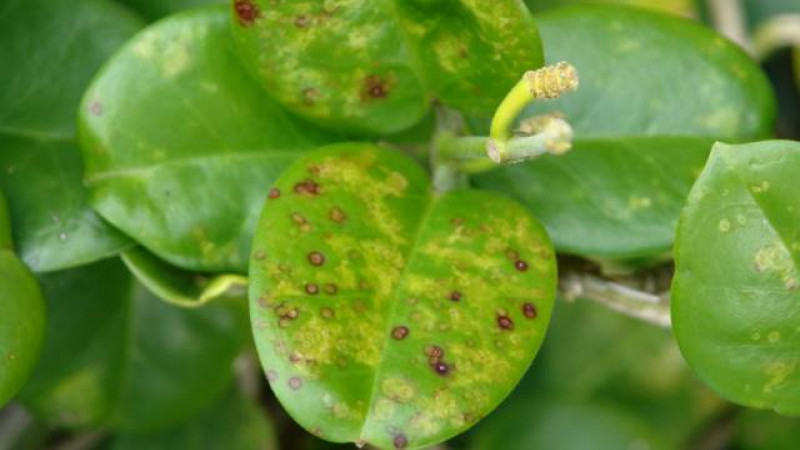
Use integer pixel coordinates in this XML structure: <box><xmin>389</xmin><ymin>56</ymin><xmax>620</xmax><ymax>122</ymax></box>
<box><xmin>121</xmin><ymin>246</ymin><xmax>247</xmax><ymax>307</ymax></box>
<box><xmin>107</xmin><ymin>388</ymin><xmax>278</xmax><ymax>450</ymax></box>
<box><xmin>474</xmin><ymin>5</ymin><xmax>776</xmax><ymax>260</ymax></box>
<box><xmin>249</xmin><ymin>144</ymin><xmax>557</xmax><ymax>448</ymax></box>
<box><xmin>18</xmin><ymin>258</ymin><xmax>249</xmax><ymax>431</ymax></box>
<box><xmin>0</xmin><ymin>0</ymin><xmax>142</xmax><ymax>272</ymax></box>
<box><xmin>672</xmin><ymin>140</ymin><xmax>800</xmax><ymax>415</ymax></box>
<box><xmin>230</xmin><ymin>0</ymin><xmax>543</xmax><ymax>134</ymax></box>
<box><xmin>78</xmin><ymin>7</ymin><xmax>338</xmax><ymax>273</ymax></box>
<box><xmin>0</xmin><ymin>190</ymin><xmax>46</xmax><ymax>407</ymax></box>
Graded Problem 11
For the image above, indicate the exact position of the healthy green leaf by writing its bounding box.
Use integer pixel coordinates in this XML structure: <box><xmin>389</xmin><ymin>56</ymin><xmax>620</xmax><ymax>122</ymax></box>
<box><xmin>18</xmin><ymin>258</ymin><xmax>249</xmax><ymax>431</ymax></box>
<box><xmin>672</xmin><ymin>140</ymin><xmax>800</xmax><ymax>415</ymax></box>
<box><xmin>122</xmin><ymin>0</ymin><xmax>227</xmax><ymax>20</ymax></box>
<box><xmin>230</xmin><ymin>0</ymin><xmax>543</xmax><ymax>135</ymax></box>
<box><xmin>0</xmin><ymin>136</ymin><xmax>132</xmax><ymax>272</ymax></box>
<box><xmin>0</xmin><ymin>0</ymin><xmax>142</xmax><ymax>272</ymax></box>
<box><xmin>470</xmin><ymin>401</ymin><xmax>667</xmax><ymax>450</ymax></box>
<box><xmin>107</xmin><ymin>388</ymin><xmax>278</xmax><ymax>450</ymax></box>
<box><xmin>121</xmin><ymin>246</ymin><xmax>248</xmax><ymax>307</ymax></box>
<box><xmin>249</xmin><ymin>144</ymin><xmax>557</xmax><ymax>448</ymax></box>
<box><xmin>0</xmin><ymin>190</ymin><xmax>46</xmax><ymax>407</ymax></box>
<box><xmin>78</xmin><ymin>7</ymin><xmax>338</xmax><ymax>273</ymax></box>
<box><xmin>474</xmin><ymin>5</ymin><xmax>776</xmax><ymax>260</ymax></box>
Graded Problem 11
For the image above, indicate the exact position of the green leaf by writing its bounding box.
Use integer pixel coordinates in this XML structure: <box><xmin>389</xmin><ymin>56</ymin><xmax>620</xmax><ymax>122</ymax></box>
<box><xmin>525</xmin><ymin>0</ymin><xmax>696</xmax><ymax>16</ymax></box>
<box><xmin>0</xmin><ymin>190</ymin><xmax>46</xmax><ymax>407</ymax></box>
<box><xmin>107</xmin><ymin>388</ymin><xmax>278</xmax><ymax>450</ymax></box>
<box><xmin>0</xmin><ymin>0</ymin><xmax>143</xmax><ymax>272</ymax></box>
<box><xmin>0</xmin><ymin>136</ymin><xmax>132</xmax><ymax>272</ymax></box>
<box><xmin>78</xmin><ymin>7</ymin><xmax>338</xmax><ymax>273</ymax></box>
<box><xmin>230</xmin><ymin>0</ymin><xmax>543</xmax><ymax>135</ymax></box>
<box><xmin>474</xmin><ymin>5</ymin><xmax>776</xmax><ymax>260</ymax></box>
<box><xmin>672</xmin><ymin>140</ymin><xmax>800</xmax><ymax>415</ymax></box>
<box><xmin>18</xmin><ymin>258</ymin><xmax>249</xmax><ymax>431</ymax></box>
<box><xmin>470</xmin><ymin>401</ymin><xmax>668</xmax><ymax>450</ymax></box>
<box><xmin>0</xmin><ymin>0</ymin><xmax>144</xmax><ymax>138</ymax></box>
<box><xmin>249</xmin><ymin>144</ymin><xmax>557</xmax><ymax>448</ymax></box>
<box><xmin>121</xmin><ymin>246</ymin><xmax>247</xmax><ymax>307</ymax></box>
<box><xmin>121</xmin><ymin>0</ymin><xmax>227</xmax><ymax>20</ymax></box>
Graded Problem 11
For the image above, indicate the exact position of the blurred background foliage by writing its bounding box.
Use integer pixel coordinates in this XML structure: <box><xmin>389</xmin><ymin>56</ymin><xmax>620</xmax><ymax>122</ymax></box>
<box><xmin>1</xmin><ymin>0</ymin><xmax>799</xmax><ymax>449</ymax></box>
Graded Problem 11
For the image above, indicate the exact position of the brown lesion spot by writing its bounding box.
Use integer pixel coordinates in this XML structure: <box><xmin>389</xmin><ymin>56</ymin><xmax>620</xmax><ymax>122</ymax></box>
<box><xmin>391</xmin><ymin>326</ymin><xmax>409</xmax><ymax>340</ymax></box>
<box><xmin>522</xmin><ymin>303</ymin><xmax>537</xmax><ymax>319</ymax></box>
<box><xmin>393</xmin><ymin>433</ymin><xmax>408</xmax><ymax>449</ymax></box>
<box><xmin>234</xmin><ymin>0</ymin><xmax>260</xmax><ymax>26</ymax></box>
<box><xmin>308</xmin><ymin>251</ymin><xmax>326</xmax><ymax>266</ymax></box>
<box><xmin>361</xmin><ymin>74</ymin><xmax>391</xmax><ymax>102</ymax></box>
<box><xmin>294</xmin><ymin>179</ymin><xmax>320</xmax><ymax>196</ymax></box>
<box><xmin>497</xmin><ymin>309</ymin><xmax>514</xmax><ymax>330</ymax></box>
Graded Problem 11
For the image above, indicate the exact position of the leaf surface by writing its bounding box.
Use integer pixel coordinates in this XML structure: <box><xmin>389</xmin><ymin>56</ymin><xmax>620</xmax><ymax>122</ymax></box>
<box><xmin>474</xmin><ymin>5</ymin><xmax>775</xmax><ymax>260</ymax></box>
<box><xmin>230</xmin><ymin>0</ymin><xmax>543</xmax><ymax>134</ymax></box>
<box><xmin>78</xmin><ymin>8</ymin><xmax>338</xmax><ymax>272</ymax></box>
<box><xmin>672</xmin><ymin>140</ymin><xmax>800</xmax><ymax>415</ymax></box>
<box><xmin>249</xmin><ymin>144</ymin><xmax>557</xmax><ymax>448</ymax></box>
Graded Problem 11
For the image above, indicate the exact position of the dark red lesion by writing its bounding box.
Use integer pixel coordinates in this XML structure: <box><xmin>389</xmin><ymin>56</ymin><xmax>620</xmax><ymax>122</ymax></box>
<box><xmin>234</xmin><ymin>0</ymin><xmax>261</xmax><ymax>27</ymax></box>
<box><xmin>361</xmin><ymin>74</ymin><xmax>391</xmax><ymax>102</ymax></box>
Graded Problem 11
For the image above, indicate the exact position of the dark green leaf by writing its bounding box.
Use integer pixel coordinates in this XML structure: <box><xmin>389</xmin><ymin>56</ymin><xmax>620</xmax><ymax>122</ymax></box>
<box><xmin>121</xmin><ymin>246</ymin><xmax>247</xmax><ymax>307</ymax></box>
<box><xmin>18</xmin><ymin>258</ymin><xmax>249</xmax><ymax>431</ymax></box>
<box><xmin>0</xmin><ymin>136</ymin><xmax>132</xmax><ymax>272</ymax></box>
<box><xmin>107</xmin><ymin>388</ymin><xmax>278</xmax><ymax>450</ymax></box>
<box><xmin>121</xmin><ymin>0</ymin><xmax>227</xmax><ymax>20</ymax></box>
<box><xmin>249</xmin><ymin>144</ymin><xmax>557</xmax><ymax>448</ymax></box>
<box><xmin>470</xmin><ymin>401</ymin><xmax>667</xmax><ymax>450</ymax></box>
<box><xmin>474</xmin><ymin>5</ymin><xmax>775</xmax><ymax>260</ymax></box>
<box><xmin>0</xmin><ymin>0</ymin><xmax>142</xmax><ymax>272</ymax></box>
<box><xmin>672</xmin><ymin>140</ymin><xmax>800</xmax><ymax>415</ymax></box>
<box><xmin>78</xmin><ymin>7</ymin><xmax>338</xmax><ymax>273</ymax></box>
<box><xmin>231</xmin><ymin>0</ymin><xmax>543</xmax><ymax>134</ymax></box>
<box><xmin>734</xmin><ymin>409</ymin><xmax>800</xmax><ymax>450</ymax></box>
<box><xmin>0</xmin><ymin>191</ymin><xmax>46</xmax><ymax>407</ymax></box>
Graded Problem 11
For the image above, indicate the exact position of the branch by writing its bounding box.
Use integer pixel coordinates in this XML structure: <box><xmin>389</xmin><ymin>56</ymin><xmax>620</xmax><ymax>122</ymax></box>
<box><xmin>560</xmin><ymin>271</ymin><xmax>672</xmax><ymax>328</ymax></box>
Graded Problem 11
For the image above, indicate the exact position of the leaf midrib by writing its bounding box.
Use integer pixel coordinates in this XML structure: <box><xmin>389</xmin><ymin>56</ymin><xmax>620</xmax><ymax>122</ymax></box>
<box><xmin>357</xmin><ymin>192</ymin><xmax>438</xmax><ymax>442</ymax></box>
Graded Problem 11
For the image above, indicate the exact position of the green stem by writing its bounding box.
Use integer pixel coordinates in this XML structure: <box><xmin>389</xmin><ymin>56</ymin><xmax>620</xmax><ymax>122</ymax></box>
<box><xmin>489</xmin><ymin>62</ymin><xmax>579</xmax><ymax>142</ymax></box>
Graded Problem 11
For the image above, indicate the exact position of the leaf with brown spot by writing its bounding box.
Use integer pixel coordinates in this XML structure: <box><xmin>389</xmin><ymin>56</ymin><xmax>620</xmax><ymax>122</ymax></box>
<box><xmin>249</xmin><ymin>144</ymin><xmax>557</xmax><ymax>448</ymax></box>
<box><xmin>230</xmin><ymin>0</ymin><xmax>543</xmax><ymax>135</ymax></box>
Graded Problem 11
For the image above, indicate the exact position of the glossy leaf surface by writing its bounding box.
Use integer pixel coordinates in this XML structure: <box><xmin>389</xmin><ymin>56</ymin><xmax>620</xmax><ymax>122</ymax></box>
<box><xmin>672</xmin><ymin>140</ymin><xmax>800</xmax><ymax>415</ymax></box>
<box><xmin>78</xmin><ymin>8</ymin><xmax>337</xmax><ymax>273</ymax></box>
<box><xmin>230</xmin><ymin>0</ymin><xmax>543</xmax><ymax>134</ymax></box>
<box><xmin>0</xmin><ymin>191</ymin><xmax>46</xmax><ymax>407</ymax></box>
<box><xmin>249</xmin><ymin>144</ymin><xmax>557</xmax><ymax>448</ymax></box>
<box><xmin>474</xmin><ymin>5</ymin><xmax>775</xmax><ymax>260</ymax></box>
<box><xmin>0</xmin><ymin>0</ymin><xmax>141</xmax><ymax>272</ymax></box>
<box><xmin>19</xmin><ymin>258</ymin><xmax>248</xmax><ymax>431</ymax></box>
<box><xmin>121</xmin><ymin>247</ymin><xmax>247</xmax><ymax>307</ymax></box>
<box><xmin>108</xmin><ymin>388</ymin><xmax>278</xmax><ymax>450</ymax></box>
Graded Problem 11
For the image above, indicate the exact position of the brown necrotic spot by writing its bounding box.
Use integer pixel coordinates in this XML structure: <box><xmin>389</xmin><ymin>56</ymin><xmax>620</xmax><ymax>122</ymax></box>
<box><xmin>393</xmin><ymin>434</ymin><xmax>408</xmax><ymax>449</ymax></box>
<box><xmin>294</xmin><ymin>179</ymin><xmax>320</xmax><ymax>195</ymax></box>
<box><xmin>291</xmin><ymin>212</ymin><xmax>307</xmax><ymax>225</ymax></box>
<box><xmin>522</xmin><ymin>303</ymin><xmax>538</xmax><ymax>319</ymax></box>
<box><xmin>324</xmin><ymin>283</ymin><xmax>338</xmax><ymax>295</ymax></box>
<box><xmin>268</xmin><ymin>187</ymin><xmax>281</xmax><ymax>199</ymax></box>
<box><xmin>362</xmin><ymin>75</ymin><xmax>389</xmax><ymax>101</ymax></box>
<box><xmin>449</xmin><ymin>291</ymin><xmax>462</xmax><ymax>302</ymax></box>
<box><xmin>266</xmin><ymin>370</ymin><xmax>278</xmax><ymax>382</ymax></box>
<box><xmin>432</xmin><ymin>361</ymin><xmax>450</xmax><ymax>376</ymax></box>
<box><xmin>497</xmin><ymin>311</ymin><xmax>514</xmax><ymax>330</ymax></box>
<box><xmin>305</xmin><ymin>283</ymin><xmax>319</xmax><ymax>295</ymax></box>
<box><xmin>320</xmin><ymin>307</ymin><xmax>335</xmax><ymax>319</ymax></box>
<box><xmin>308</xmin><ymin>251</ymin><xmax>325</xmax><ymax>266</ymax></box>
<box><xmin>294</xmin><ymin>14</ymin><xmax>310</xmax><ymax>28</ymax></box>
<box><xmin>426</xmin><ymin>345</ymin><xmax>444</xmax><ymax>359</ymax></box>
<box><xmin>329</xmin><ymin>207</ymin><xmax>346</xmax><ymax>223</ymax></box>
<box><xmin>514</xmin><ymin>260</ymin><xmax>529</xmax><ymax>272</ymax></box>
<box><xmin>234</xmin><ymin>0</ymin><xmax>260</xmax><ymax>26</ymax></box>
<box><xmin>288</xmin><ymin>376</ymin><xmax>303</xmax><ymax>390</ymax></box>
<box><xmin>392</xmin><ymin>326</ymin><xmax>409</xmax><ymax>340</ymax></box>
